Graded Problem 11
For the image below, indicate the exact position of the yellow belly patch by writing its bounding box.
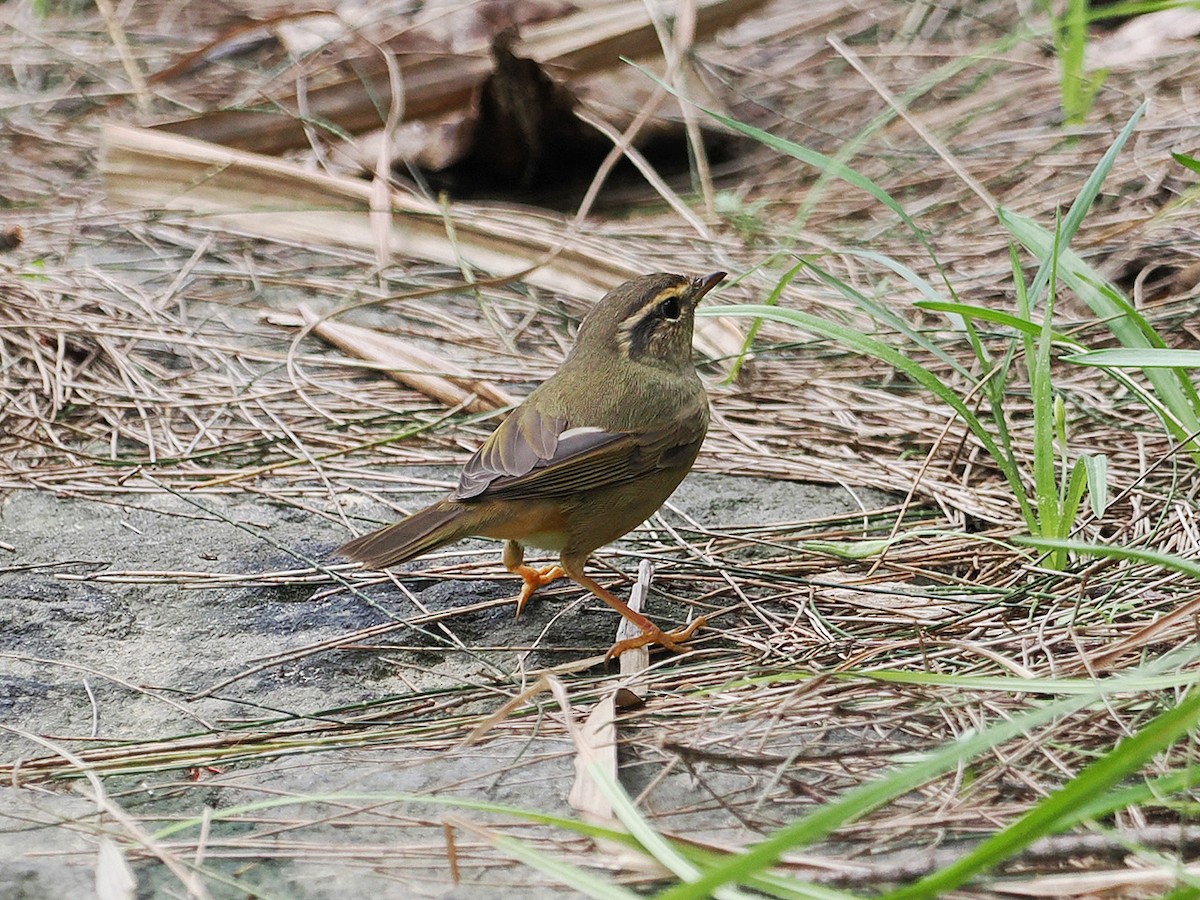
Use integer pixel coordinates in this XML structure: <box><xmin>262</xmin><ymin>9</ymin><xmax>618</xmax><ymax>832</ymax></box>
<box><xmin>479</xmin><ymin>503</ymin><xmax>569</xmax><ymax>551</ymax></box>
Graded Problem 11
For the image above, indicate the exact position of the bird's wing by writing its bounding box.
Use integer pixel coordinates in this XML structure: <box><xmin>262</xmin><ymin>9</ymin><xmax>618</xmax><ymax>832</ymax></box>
<box><xmin>452</xmin><ymin>401</ymin><xmax>708</xmax><ymax>502</ymax></box>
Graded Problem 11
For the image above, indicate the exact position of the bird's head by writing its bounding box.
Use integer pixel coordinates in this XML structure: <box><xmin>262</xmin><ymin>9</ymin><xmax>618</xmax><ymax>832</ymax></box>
<box><xmin>573</xmin><ymin>271</ymin><xmax>726</xmax><ymax>373</ymax></box>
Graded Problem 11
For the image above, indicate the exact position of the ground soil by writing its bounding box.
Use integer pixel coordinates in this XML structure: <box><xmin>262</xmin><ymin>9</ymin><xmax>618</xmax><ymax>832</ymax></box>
<box><xmin>0</xmin><ymin>473</ymin><xmax>886</xmax><ymax>898</ymax></box>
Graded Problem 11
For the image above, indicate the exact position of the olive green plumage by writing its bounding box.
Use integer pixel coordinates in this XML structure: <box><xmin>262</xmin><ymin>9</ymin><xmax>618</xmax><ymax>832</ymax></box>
<box><xmin>340</xmin><ymin>271</ymin><xmax>724</xmax><ymax>656</ymax></box>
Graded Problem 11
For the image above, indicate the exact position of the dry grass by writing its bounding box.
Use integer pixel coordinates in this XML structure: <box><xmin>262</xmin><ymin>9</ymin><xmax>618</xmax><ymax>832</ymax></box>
<box><xmin>4</xmin><ymin>0</ymin><xmax>1200</xmax><ymax>896</ymax></box>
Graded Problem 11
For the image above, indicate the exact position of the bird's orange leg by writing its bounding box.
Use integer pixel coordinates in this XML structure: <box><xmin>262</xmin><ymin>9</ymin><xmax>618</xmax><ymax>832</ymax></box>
<box><xmin>503</xmin><ymin>540</ymin><xmax>565</xmax><ymax>620</ymax></box>
<box><xmin>560</xmin><ymin>559</ymin><xmax>707</xmax><ymax>658</ymax></box>
<box><xmin>607</xmin><ymin>616</ymin><xmax>707</xmax><ymax>658</ymax></box>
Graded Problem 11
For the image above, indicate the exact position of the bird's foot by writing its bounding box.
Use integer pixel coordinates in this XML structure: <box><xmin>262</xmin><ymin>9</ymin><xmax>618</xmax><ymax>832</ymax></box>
<box><xmin>512</xmin><ymin>564</ymin><xmax>565</xmax><ymax>620</ymax></box>
<box><xmin>605</xmin><ymin>615</ymin><xmax>708</xmax><ymax>659</ymax></box>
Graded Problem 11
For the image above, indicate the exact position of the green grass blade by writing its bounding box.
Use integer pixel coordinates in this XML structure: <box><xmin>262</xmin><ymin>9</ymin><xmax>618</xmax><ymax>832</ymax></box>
<box><xmin>1065</xmin><ymin>349</ymin><xmax>1200</xmax><ymax>368</ymax></box>
<box><xmin>698</xmin><ymin>304</ymin><xmax>1037</xmax><ymax>527</ymax></box>
<box><xmin>592</xmin><ymin>763</ymin><xmax>778</xmax><ymax>900</ymax></box>
<box><xmin>1086</xmin><ymin>1</ymin><xmax>1200</xmax><ymax>24</ymax></box>
<box><xmin>987</xmin><ymin>243</ymin><xmax>1032</xmax><ymax>494</ymax></box>
<box><xmin>915</xmin><ymin>300</ymin><xmax>1080</xmax><ymax>345</ymax></box>
<box><xmin>716</xmin><ymin>667</ymin><xmax>1200</xmax><ymax>696</ymax></box>
<box><xmin>800</xmin><ymin>538</ymin><xmax>905</xmax><ymax>559</ymax></box>
<box><xmin>792</xmin><ymin>26</ymin><xmax>1034</xmax><ymax>231</ymax></box>
<box><xmin>153</xmin><ymin>784</ymin><xmax>850</xmax><ymax>900</ymax></box>
<box><xmin>798</xmin><ymin>255</ymin><xmax>968</xmax><ymax>375</ymax></box>
<box><xmin>725</xmin><ymin>262</ymin><xmax>803</xmax><ymax>383</ymax></box>
<box><xmin>1084</xmin><ymin>454</ymin><xmax>1109</xmax><ymax>517</ymax></box>
<box><xmin>837</xmin><ymin>248</ymin><xmax>997</xmax><ymax>387</ymax></box>
<box><xmin>717</xmin><ymin>875</ymin><xmax>854</xmax><ymax>900</ymax></box>
<box><xmin>652</xmin><ymin>651</ymin><xmax>1200</xmax><ymax>900</ymax></box>
<box><xmin>1059</xmin><ymin>457</ymin><xmax>1090</xmax><ymax>540</ymax></box>
<box><xmin>687</xmin><ymin>110</ymin><xmax>917</xmax><ymax>234</ymax></box>
<box><xmin>882</xmin><ymin>686</ymin><xmax>1200</xmax><ymax>898</ymax></box>
<box><xmin>1029</xmin><ymin>213</ymin><xmax>1062</xmax><ymax>546</ymax></box>
<box><xmin>1024</xmin><ymin>103</ymin><xmax>1146</xmax><ymax>302</ymax></box>
<box><xmin>630</xmin><ymin>62</ymin><xmax>943</xmax><ymax>261</ymax></box>
<box><xmin>1057</xmin><ymin>0</ymin><xmax>1092</xmax><ymax>124</ymax></box>
<box><xmin>1014</xmin><ymin>536</ymin><xmax>1200</xmax><ymax>578</ymax></box>
<box><xmin>155</xmin><ymin>792</ymin><xmax>640</xmax><ymax>843</ymax></box>
<box><xmin>1011</xmin><ymin>241</ymin><xmax>1032</xmax><ymax>322</ymax></box>
<box><xmin>1173</xmin><ymin>150</ymin><xmax>1200</xmax><ymax>176</ymax></box>
<box><xmin>652</xmin><ymin>698</ymin><xmax>1093</xmax><ymax>900</ymax></box>
<box><xmin>1083</xmin><ymin>273</ymin><xmax>1173</xmax><ymax>347</ymax></box>
<box><xmin>1068</xmin><ymin>767</ymin><xmax>1200</xmax><ymax>823</ymax></box>
<box><xmin>484</xmin><ymin>831</ymin><xmax>643</xmax><ymax>900</ymax></box>
<box><xmin>589</xmin><ymin>764</ymin><xmax>704</xmax><ymax>888</ymax></box>
<box><xmin>850</xmin><ymin>668</ymin><xmax>1200</xmax><ymax>694</ymax></box>
<box><xmin>1001</xmin><ymin>208</ymin><xmax>1200</xmax><ymax>458</ymax></box>
<box><xmin>830</xmin><ymin>250</ymin><xmax>946</xmax><ymax>305</ymax></box>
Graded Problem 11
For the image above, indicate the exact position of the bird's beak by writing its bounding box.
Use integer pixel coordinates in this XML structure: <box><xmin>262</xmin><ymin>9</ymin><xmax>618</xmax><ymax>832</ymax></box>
<box><xmin>690</xmin><ymin>271</ymin><xmax>726</xmax><ymax>303</ymax></box>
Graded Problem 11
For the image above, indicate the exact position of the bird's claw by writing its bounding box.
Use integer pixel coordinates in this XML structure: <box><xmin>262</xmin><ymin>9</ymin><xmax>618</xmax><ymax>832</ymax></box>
<box><xmin>605</xmin><ymin>615</ymin><xmax>708</xmax><ymax>660</ymax></box>
<box><xmin>513</xmin><ymin>564</ymin><xmax>565</xmax><ymax>620</ymax></box>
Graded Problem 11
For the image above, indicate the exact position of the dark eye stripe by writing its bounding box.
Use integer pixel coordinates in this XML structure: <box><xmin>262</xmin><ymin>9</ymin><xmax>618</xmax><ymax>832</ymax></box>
<box><xmin>625</xmin><ymin>291</ymin><xmax>684</xmax><ymax>356</ymax></box>
<box><xmin>625</xmin><ymin>313</ymin><xmax>656</xmax><ymax>358</ymax></box>
<box><xmin>618</xmin><ymin>281</ymin><xmax>689</xmax><ymax>358</ymax></box>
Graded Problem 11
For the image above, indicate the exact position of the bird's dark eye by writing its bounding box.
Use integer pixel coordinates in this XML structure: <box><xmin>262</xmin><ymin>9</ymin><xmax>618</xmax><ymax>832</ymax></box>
<box><xmin>658</xmin><ymin>295</ymin><xmax>681</xmax><ymax>320</ymax></box>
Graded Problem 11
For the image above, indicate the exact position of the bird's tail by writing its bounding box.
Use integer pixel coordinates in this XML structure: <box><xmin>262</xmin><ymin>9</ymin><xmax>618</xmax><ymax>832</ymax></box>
<box><xmin>339</xmin><ymin>500</ymin><xmax>474</xmax><ymax>570</ymax></box>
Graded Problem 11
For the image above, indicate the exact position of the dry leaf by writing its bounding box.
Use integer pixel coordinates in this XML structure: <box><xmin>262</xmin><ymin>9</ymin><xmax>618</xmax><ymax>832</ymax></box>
<box><xmin>293</xmin><ymin>305</ymin><xmax>517</xmax><ymax>413</ymax></box>
<box><xmin>156</xmin><ymin>0</ymin><xmax>771</xmax><ymax>154</ymax></box>
<box><xmin>992</xmin><ymin>864</ymin><xmax>1200</xmax><ymax>897</ymax></box>
<box><xmin>567</xmin><ymin>692</ymin><xmax>618</xmax><ymax>818</ymax></box>
<box><xmin>1087</xmin><ymin>8</ymin><xmax>1200</xmax><ymax>70</ymax></box>
<box><xmin>100</xmin><ymin>123</ymin><xmax>746</xmax><ymax>364</ymax></box>
<box><xmin>617</xmin><ymin>559</ymin><xmax>654</xmax><ymax>683</ymax></box>
<box><xmin>95</xmin><ymin>838</ymin><xmax>136</xmax><ymax>900</ymax></box>
<box><xmin>819</xmin><ymin>581</ymin><xmax>966</xmax><ymax>624</ymax></box>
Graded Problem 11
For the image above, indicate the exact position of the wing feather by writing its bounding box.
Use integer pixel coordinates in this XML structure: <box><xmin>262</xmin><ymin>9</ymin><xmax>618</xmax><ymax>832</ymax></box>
<box><xmin>452</xmin><ymin>401</ymin><xmax>707</xmax><ymax>502</ymax></box>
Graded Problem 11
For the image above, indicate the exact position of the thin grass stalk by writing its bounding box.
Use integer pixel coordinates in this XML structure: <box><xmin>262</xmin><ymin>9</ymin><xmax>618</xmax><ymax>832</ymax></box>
<box><xmin>882</xmin><ymin>685</ymin><xmax>1200</xmax><ymax>898</ymax></box>
<box><xmin>699</xmin><ymin>304</ymin><xmax>1038</xmax><ymax>526</ymax></box>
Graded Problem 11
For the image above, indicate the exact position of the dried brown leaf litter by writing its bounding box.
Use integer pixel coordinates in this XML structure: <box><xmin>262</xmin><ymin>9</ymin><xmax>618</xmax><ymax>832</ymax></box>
<box><xmin>98</xmin><ymin>121</ymin><xmax>747</xmax><ymax>362</ymax></box>
<box><xmin>152</xmin><ymin>0</ymin><xmax>769</xmax><ymax>157</ymax></box>
<box><xmin>4</xmin><ymin>0</ymin><xmax>1200</xmax><ymax>895</ymax></box>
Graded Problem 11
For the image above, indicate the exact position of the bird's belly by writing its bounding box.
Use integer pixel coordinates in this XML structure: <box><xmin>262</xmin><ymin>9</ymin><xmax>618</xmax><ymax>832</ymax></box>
<box><xmin>516</xmin><ymin>530</ymin><xmax>570</xmax><ymax>552</ymax></box>
<box><xmin>563</xmin><ymin>464</ymin><xmax>695</xmax><ymax>556</ymax></box>
<box><xmin>477</xmin><ymin>502</ymin><xmax>569</xmax><ymax>551</ymax></box>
